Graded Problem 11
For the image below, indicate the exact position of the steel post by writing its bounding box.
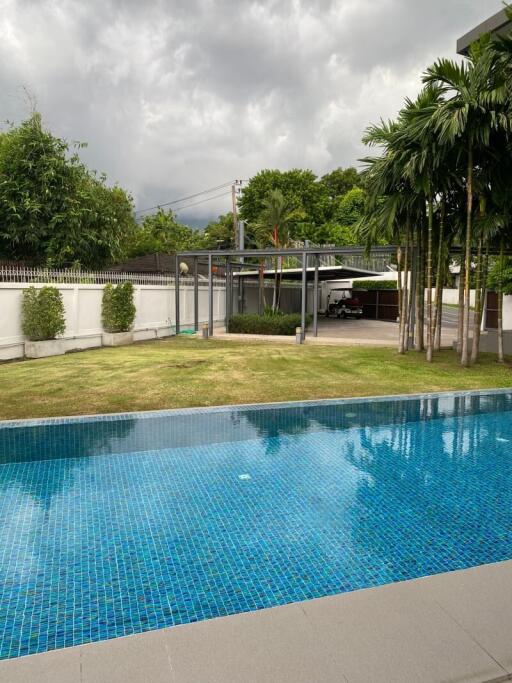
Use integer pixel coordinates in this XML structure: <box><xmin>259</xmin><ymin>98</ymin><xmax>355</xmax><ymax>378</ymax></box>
<box><xmin>313</xmin><ymin>255</ymin><xmax>319</xmax><ymax>337</ymax></box>
<box><xmin>208</xmin><ymin>254</ymin><xmax>214</xmax><ymax>336</ymax></box>
<box><xmin>301</xmin><ymin>251</ymin><xmax>307</xmax><ymax>341</ymax></box>
<box><xmin>193</xmin><ymin>257</ymin><xmax>199</xmax><ymax>332</ymax></box>
<box><xmin>175</xmin><ymin>254</ymin><xmax>180</xmax><ymax>335</ymax></box>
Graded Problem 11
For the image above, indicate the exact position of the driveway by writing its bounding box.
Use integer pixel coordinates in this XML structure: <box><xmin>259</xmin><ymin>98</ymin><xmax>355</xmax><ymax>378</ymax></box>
<box><xmin>315</xmin><ymin>309</ymin><xmax>472</xmax><ymax>347</ymax></box>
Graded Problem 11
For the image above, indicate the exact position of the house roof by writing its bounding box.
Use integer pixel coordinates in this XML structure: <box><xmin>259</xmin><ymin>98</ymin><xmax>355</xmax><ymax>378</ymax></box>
<box><xmin>457</xmin><ymin>9</ymin><xmax>510</xmax><ymax>55</ymax></box>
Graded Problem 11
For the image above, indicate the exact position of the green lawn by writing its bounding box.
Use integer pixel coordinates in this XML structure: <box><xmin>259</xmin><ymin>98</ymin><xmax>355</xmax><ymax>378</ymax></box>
<box><xmin>1</xmin><ymin>337</ymin><xmax>511</xmax><ymax>420</ymax></box>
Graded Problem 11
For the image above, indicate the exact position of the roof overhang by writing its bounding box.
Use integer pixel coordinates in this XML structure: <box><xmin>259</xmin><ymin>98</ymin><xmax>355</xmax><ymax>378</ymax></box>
<box><xmin>457</xmin><ymin>9</ymin><xmax>510</xmax><ymax>55</ymax></box>
<box><xmin>234</xmin><ymin>264</ymin><xmax>379</xmax><ymax>282</ymax></box>
<box><xmin>176</xmin><ymin>246</ymin><xmax>397</xmax><ymax>259</ymax></box>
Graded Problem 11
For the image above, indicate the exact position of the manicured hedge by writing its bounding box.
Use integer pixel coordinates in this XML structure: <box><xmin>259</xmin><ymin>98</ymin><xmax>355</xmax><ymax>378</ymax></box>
<box><xmin>354</xmin><ymin>280</ymin><xmax>397</xmax><ymax>290</ymax></box>
<box><xmin>102</xmin><ymin>282</ymin><xmax>136</xmax><ymax>333</ymax></box>
<box><xmin>21</xmin><ymin>286</ymin><xmax>66</xmax><ymax>341</ymax></box>
<box><xmin>229</xmin><ymin>313</ymin><xmax>312</xmax><ymax>335</ymax></box>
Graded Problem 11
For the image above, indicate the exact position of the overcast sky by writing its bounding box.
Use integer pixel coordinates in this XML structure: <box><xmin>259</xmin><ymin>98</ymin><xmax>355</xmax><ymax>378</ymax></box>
<box><xmin>0</xmin><ymin>0</ymin><xmax>501</xmax><ymax>226</ymax></box>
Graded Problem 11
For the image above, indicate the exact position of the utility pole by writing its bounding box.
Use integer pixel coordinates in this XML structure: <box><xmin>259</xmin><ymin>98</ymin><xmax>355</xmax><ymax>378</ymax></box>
<box><xmin>232</xmin><ymin>180</ymin><xmax>244</xmax><ymax>249</ymax></box>
<box><xmin>232</xmin><ymin>182</ymin><xmax>239</xmax><ymax>249</ymax></box>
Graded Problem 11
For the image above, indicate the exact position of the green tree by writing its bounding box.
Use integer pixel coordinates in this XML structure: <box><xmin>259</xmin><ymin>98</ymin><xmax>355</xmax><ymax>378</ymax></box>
<box><xmin>332</xmin><ymin>187</ymin><xmax>365</xmax><ymax>226</ymax></box>
<box><xmin>238</xmin><ymin>169</ymin><xmax>330</xmax><ymax>243</ymax></box>
<box><xmin>239</xmin><ymin>167</ymin><xmax>368</xmax><ymax>246</ymax></box>
<box><xmin>126</xmin><ymin>209</ymin><xmax>201</xmax><ymax>257</ymax></box>
<box><xmin>424</xmin><ymin>42</ymin><xmax>510</xmax><ymax>366</ymax></box>
<box><xmin>200</xmin><ymin>213</ymin><xmax>235</xmax><ymax>249</ymax></box>
<box><xmin>0</xmin><ymin>113</ymin><xmax>136</xmax><ymax>268</ymax></box>
<box><xmin>252</xmin><ymin>189</ymin><xmax>304</xmax><ymax>310</ymax></box>
<box><xmin>320</xmin><ymin>167</ymin><xmax>361</xmax><ymax>198</ymax></box>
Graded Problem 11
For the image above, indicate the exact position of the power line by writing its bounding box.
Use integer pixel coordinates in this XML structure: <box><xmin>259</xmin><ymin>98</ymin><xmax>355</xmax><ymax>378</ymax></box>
<box><xmin>135</xmin><ymin>181</ymin><xmax>236</xmax><ymax>215</ymax></box>
<box><xmin>173</xmin><ymin>190</ymin><xmax>232</xmax><ymax>214</ymax></box>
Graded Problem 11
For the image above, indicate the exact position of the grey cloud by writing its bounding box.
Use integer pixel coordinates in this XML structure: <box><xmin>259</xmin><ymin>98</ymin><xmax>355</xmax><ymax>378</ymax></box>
<box><xmin>0</xmin><ymin>0</ymin><xmax>500</xmax><ymax>223</ymax></box>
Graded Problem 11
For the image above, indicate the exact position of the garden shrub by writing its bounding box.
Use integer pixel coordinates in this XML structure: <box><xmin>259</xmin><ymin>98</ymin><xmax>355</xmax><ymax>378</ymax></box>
<box><xmin>354</xmin><ymin>280</ymin><xmax>397</xmax><ymax>290</ymax></box>
<box><xmin>21</xmin><ymin>286</ymin><xmax>66</xmax><ymax>341</ymax></box>
<box><xmin>228</xmin><ymin>312</ymin><xmax>312</xmax><ymax>335</ymax></box>
<box><xmin>101</xmin><ymin>282</ymin><xmax>136</xmax><ymax>333</ymax></box>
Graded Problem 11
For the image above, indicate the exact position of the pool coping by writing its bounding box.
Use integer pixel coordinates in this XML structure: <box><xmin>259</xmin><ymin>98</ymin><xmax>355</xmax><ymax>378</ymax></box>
<box><xmin>1</xmin><ymin>559</ymin><xmax>512</xmax><ymax>682</ymax></box>
<box><xmin>1</xmin><ymin>386</ymin><xmax>511</xmax><ymax>428</ymax></box>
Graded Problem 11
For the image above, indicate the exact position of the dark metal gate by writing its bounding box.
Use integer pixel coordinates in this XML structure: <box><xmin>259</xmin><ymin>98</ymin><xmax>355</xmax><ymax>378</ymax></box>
<box><xmin>353</xmin><ymin>289</ymin><xmax>399</xmax><ymax>321</ymax></box>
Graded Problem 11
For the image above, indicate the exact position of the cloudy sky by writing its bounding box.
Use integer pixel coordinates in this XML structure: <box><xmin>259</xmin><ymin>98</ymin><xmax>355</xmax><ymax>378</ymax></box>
<box><xmin>0</xmin><ymin>0</ymin><xmax>500</xmax><ymax>225</ymax></box>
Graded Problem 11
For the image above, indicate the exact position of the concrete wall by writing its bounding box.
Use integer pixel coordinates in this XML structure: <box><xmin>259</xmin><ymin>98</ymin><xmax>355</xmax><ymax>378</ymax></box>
<box><xmin>429</xmin><ymin>288</ymin><xmax>476</xmax><ymax>307</ymax></box>
<box><xmin>0</xmin><ymin>282</ymin><xmax>226</xmax><ymax>361</ymax></box>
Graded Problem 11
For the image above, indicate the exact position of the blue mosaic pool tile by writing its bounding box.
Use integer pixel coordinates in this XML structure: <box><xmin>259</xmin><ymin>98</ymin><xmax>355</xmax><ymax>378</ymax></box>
<box><xmin>0</xmin><ymin>390</ymin><xmax>512</xmax><ymax>660</ymax></box>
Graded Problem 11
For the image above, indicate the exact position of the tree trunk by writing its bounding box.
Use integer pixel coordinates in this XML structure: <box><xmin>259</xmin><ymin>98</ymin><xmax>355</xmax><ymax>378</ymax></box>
<box><xmin>276</xmin><ymin>256</ymin><xmax>283</xmax><ymax>310</ymax></box>
<box><xmin>456</xmin><ymin>250</ymin><xmax>465</xmax><ymax>355</ymax></box>
<box><xmin>398</xmin><ymin>229</ymin><xmax>411</xmax><ymax>354</ymax></box>
<box><xmin>426</xmin><ymin>194</ymin><xmax>434</xmax><ymax>362</ymax></box>
<box><xmin>397</xmin><ymin>246</ymin><xmax>403</xmax><ymax>353</ymax></box>
<box><xmin>272</xmin><ymin>256</ymin><xmax>278</xmax><ymax>311</ymax></box>
<box><xmin>498</xmin><ymin>241</ymin><xmax>505</xmax><ymax>363</ymax></box>
<box><xmin>498</xmin><ymin>290</ymin><xmax>504</xmax><ymax>363</ymax></box>
<box><xmin>461</xmin><ymin>146</ymin><xmax>473</xmax><ymax>367</ymax></box>
<box><xmin>434</xmin><ymin>284</ymin><xmax>444</xmax><ymax>351</ymax></box>
<box><xmin>470</xmin><ymin>236</ymin><xmax>484</xmax><ymax>364</ymax></box>
<box><xmin>416</xmin><ymin>227</ymin><xmax>425</xmax><ymax>351</ymax></box>
<box><xmin>397</xmin><ymin>246</ymin><xmax>403</xmax><ymax>323</ymax></box>
<box><xmin>258</xmin><ymin>259</ymin><xmax>265</xmax><ymax>314</ymax></box>
<box><xmin>432</xmin><ymin>198</ymin><xmax>445</xmax><ymax>350</ymax></box>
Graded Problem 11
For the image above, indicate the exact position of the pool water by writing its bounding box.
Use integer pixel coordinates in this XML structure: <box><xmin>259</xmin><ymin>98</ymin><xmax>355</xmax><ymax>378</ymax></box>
<box><xmin>1</xmin><ymin>390</ymin><xmax>512</xmax><ymax>659</ymax></box>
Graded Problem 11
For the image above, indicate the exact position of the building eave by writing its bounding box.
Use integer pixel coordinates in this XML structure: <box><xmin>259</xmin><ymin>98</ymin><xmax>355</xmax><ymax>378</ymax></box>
<box><xmin>457</xmin><ymin>8</ymin><xmax>510</xmax><ymax>55</ymax></box>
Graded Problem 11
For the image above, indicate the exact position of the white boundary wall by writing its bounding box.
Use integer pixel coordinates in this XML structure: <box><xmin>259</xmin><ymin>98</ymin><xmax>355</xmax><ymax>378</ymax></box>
<box><xmin>0</xmin><ymin>282</ymin><xmax>226</xmax><ymax>361</ymax></box>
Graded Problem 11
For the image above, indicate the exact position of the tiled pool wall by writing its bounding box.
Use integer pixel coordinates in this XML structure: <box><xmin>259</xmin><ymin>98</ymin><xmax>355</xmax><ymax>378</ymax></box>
<box><xmin>1</xmin><ymin>389</ymin><xmax>512</xmax><ymax>464</ymax></box>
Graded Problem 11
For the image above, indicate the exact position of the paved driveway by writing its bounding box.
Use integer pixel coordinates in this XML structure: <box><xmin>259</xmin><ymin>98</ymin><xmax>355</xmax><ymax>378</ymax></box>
<box><xmin>315</xmin><ymin>309</ymin><xmax>472</xmax><ymax>347</ymax></box>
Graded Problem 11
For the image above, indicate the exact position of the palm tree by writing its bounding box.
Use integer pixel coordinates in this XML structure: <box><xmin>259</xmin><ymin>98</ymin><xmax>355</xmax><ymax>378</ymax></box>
<box><xmin>423</xmin><ymin>43</ymin><xmax>510</xmax><ymax>366</ymax></box>
<box><xmin>358</xmin><ymin>119</ymin><xmax>416</xmax><ymax>354</ymax></box>
<box><xmin>252</xmin><ymin>189</ymin><xmax>304</xmax><ymax>311</ymax></box>
<box><xmin>395</xmin><ymin>85</ymin><xmax>448</xmax><ymax>362</ymax></box>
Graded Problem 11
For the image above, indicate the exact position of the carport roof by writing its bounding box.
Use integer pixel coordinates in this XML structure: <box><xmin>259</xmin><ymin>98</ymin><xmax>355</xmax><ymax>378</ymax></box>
<box><xmin>234</xmin><ymin>264</ymin><xmax>380</xmax><ymax>282</ymax></box>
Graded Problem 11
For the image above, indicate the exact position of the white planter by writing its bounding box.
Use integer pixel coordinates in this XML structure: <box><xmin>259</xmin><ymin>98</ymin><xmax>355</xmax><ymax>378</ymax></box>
<box><xmin>25</xmin><ymin>339</ymin><xmax>66</xmax><ymax>359</ymax></box>
<box><xmin>102</xmin><ymin>331</ymin><xmax>134</xmax><ymax>347</ymax></box>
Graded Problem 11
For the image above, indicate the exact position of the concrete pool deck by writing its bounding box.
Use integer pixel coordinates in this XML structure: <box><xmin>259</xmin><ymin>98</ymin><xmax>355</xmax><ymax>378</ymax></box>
<box><xmin>1</xmin><ymin>559</ymin><xmax>512</xmax><ymax>683</ymax></box>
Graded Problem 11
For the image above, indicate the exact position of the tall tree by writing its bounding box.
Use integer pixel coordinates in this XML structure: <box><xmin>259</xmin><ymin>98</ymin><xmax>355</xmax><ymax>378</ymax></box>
<box><xmin>424</xmin><ymin>42</ymin><xmax>510</xmax><ymax>366</ymax></box>
<box><xmin>0</xmin><ymin>113</ymin><xmax>136</xmax><ymax>268</ymax></box>
<box><xmin>252</xmin><ymin>189</ymin><xmax>304</xmax><ymax>310</ymax></box>
<box><xmin>126</xmin><ymin>209</ymin><xmax>202</xmax><ymax>257</ymax></box>
<box><xmin>320</xmin><ymin>167</ymin><xmax>361</xmax><ymax>198</ymax></box>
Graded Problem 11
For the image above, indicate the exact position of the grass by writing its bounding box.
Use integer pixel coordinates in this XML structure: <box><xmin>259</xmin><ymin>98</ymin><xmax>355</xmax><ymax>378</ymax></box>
<box><xmin>0</xmin><ymin>337</ymin><xmax>511</xmax><ymax>420</ymax></box>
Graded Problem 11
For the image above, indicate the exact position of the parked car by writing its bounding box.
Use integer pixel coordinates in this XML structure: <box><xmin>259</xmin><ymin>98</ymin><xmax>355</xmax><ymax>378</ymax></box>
<box><xmin>325</xmin><ymin>288</ymin><xmax>363</xmax><ymax>319</ymax></box>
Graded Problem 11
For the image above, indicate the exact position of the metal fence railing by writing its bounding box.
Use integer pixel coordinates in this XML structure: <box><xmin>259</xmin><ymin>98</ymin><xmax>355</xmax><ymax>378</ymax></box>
<box><xmin>0</xmin><ymin>267</ymin><xmax>225</xmax><ymax>287</ymax></box>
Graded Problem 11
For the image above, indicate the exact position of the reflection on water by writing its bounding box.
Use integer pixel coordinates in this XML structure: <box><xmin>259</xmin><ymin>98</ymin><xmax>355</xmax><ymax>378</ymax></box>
<box><xmin>1</xmin><ymin>391</ymin><xmax>510</xmax><ymax>464</ymax></box>
<box><xmin>0</xmin><ymin>390</ymin><xmax>512</xmax><ymax>660</ymax></box>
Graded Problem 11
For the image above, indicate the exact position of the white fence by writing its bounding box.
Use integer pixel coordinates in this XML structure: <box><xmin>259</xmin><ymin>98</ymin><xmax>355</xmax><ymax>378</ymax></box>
<box><xmin>0</xmin><ymin>266</ymin><xmax>201</xmax><ymax>286</ymax></box>
<box><xmin>0</xmin><ymin>281</ymin><xmax>226</xmax><ymax>361</ymax></box>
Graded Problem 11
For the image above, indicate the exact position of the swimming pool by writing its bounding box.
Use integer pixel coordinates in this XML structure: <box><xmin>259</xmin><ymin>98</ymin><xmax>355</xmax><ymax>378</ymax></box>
<box><xmin>1</xmin><ymin>389</ymin><xmax>512</xmax><ymax>660</ymax></box>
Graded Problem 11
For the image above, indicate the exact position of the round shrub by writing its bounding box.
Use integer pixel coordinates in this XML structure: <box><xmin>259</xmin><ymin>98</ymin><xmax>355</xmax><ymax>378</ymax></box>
<box><xmin>102</xmin><ymin>282</ymin><xmax>136</xmax><ymax>333</ymax></box>
<box><xmin>21</xmin><ymin>286</ymin><xmax>66</xmax><ymax>341</ymax></box>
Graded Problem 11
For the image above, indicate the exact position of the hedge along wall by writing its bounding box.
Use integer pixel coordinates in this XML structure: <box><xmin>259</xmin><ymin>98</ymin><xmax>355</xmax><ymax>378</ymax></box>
<box><xmin>0</xmin><ymin>281</ymin><xmax>227</xmax><ymax>361</ymax></box>
<box><xmin>355</xmin><ymin>280</ymin><xmax>397</xmax><ymax>290</ymax></box>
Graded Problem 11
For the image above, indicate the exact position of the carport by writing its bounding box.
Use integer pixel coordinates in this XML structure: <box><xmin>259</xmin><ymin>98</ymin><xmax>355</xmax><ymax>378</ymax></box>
<box><xmin>174</xmin><ymin>246</ymin><xmax>396</xmax><ymax>340</ymax></box>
